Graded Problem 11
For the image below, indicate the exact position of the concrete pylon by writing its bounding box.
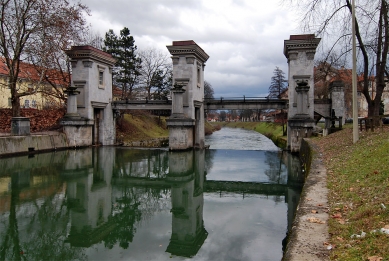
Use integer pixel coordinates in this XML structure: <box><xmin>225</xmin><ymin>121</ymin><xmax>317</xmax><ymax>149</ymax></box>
<box><xmin>166</xmin><ymin>41</ymin><xmax>210</xmax><ymax>150</ymax></box>
<box><xmin>284</xmin><ymin>35</ymin><xmax>321</xmax><ymax>153</ymax></box>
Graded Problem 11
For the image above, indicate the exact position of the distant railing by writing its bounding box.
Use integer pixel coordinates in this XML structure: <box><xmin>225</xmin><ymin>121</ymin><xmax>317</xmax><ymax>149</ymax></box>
<box><xmin>204</xmin><ymin>96</ymin><xmax>285</xmax><ymax>103</ymax></box>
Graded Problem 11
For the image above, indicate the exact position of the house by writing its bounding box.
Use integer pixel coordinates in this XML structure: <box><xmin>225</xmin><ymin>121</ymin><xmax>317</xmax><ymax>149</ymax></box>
<box><xmin>314</xmin><ymin>63</ymin><xmax>389</xmax><ymax>118</ymax></box>
<box><xmin>0</xmin><ymin>58</ymin><xmax>69</xmax><ymax>109</ymax></box>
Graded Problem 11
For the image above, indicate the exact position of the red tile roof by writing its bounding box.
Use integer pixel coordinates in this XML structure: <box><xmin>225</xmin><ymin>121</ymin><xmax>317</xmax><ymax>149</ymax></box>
<box><xmin>290</xmin><ymin>34</ymin><xmax>315</xmax><ymax>40</ymax></box>
<box><xmin>173</xmin><ymin>40</ymin><xmax>197</xmax><ymax>46</ymax></box>
<box><xmin>69</xmin><ymin>45</ymin><xmax>114</xmax><ymax>59</ymax></box>
<box><xmin>0</xmin><ymin>58</ymin><xmax>69</xmax><ymax>86</ymax></box>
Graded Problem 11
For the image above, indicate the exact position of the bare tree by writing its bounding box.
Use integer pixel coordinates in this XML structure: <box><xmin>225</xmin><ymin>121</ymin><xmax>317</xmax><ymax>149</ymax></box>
<box><xmin>138</xmin><ymin>48</ymin><xmax>171</xmax><ymax>100</ymax></box>
<box><xmin>204</xmin><ymin>80</ymin><xmax>214</xmax><ymax>99</ymax></box>
<box><xmin>0</xmin><ymin>0</ymin><xmax>89</xmax><ymax>117</ymax></box>
<box><xmin>287</xmin><ymin>0</ymin><xmax>389</xmax><ymax>118</ymax></box>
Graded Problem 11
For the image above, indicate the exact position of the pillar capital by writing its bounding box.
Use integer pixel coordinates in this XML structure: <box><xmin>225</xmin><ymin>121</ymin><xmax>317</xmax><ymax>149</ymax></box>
<box><xmin>166</xmin><ymin>40</ymin><xmax>209</xmax><ymax>64</ymax></box>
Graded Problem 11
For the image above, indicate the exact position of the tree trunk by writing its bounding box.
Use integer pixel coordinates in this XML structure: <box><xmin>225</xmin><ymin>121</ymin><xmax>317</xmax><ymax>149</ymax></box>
<box><xmin>11</xmin><ymin>97</ymin><xmax>21</xmax><ymax>117</ymax></box>
<box><xmin>10</xmin><ymin>80</ymin><xmax>21</xmax><ymax>117</ymax></box>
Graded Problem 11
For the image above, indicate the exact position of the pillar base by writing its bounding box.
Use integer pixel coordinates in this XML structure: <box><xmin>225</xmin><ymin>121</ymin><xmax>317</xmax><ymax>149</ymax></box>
<box><xmin>60</xmin><ymin>118</ymin><xmax>94</xmax><ymax>147</ymax></box>
<box><xmin>166</xmin><ymin>118</ymin><xmax>195</xmax><ymax>150</ymax></box>
<box><xmin>11</xmin><ymin>117</ymin><xmax>30</xmax><ymax>136</ymax></box>
<box><xmin>288</xmin><ymin>117</ymin><xmax>315</xmax><ymax>153</ymax></box>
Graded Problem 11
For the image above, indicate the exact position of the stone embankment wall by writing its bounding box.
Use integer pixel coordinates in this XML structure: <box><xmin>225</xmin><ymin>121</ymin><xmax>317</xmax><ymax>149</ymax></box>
<box><xmin>0</xmin><ymin>133</ymin><xmax>70</xmax><ymax>157</ymax></box>
<box><xmin>122</xmin><ymin>138</ymin><xmax>169</xmax><ymax>148</ymax></box>
<box><xmin>283</xmin><ymin>138</ymin><xmax>330</xmax><ymax>261</ymax></box>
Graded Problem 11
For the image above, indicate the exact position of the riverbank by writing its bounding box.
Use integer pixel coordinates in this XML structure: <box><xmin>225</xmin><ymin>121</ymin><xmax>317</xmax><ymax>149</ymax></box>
<box><xmin>213</xmin><ymin>122</ymin><xmax>389</xmax><ymax>260</ymax></box>
<box><xmin>310</xmin><ymin>126</ymin><xmax>389</xmax><ymax>260</ymax></box>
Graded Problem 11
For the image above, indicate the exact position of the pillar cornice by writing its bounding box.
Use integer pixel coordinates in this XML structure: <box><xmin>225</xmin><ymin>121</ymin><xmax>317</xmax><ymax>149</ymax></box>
<box><xmin>167</xmin><ymin>40</ymin><xmax>210</xmax><ymax>64</ymax></box>
<box><xmin>284</xmin><ymin>35</ymin><xmax>321</xmax><ymax>59</ymax></box>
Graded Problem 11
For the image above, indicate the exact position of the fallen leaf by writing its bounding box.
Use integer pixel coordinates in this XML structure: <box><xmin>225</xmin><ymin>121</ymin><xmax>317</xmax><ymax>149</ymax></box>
<box><xmin>323</xmin><ymin>242</ymin><xmax>330</xmax><ymax>246</ymax></box>
<box><xmin>336</xmin><ymin>236</ymin><xmax>344</xmax><ymax>242</ymax></box>
<box><xmin>307</xmin><ymin>217</ymin><xmax>325</xmax><ymax>224</ymax></box>
<box><xmin>349</xmin><ymin>188</ymin><xmax>354</xmax><ymax>192</ymax></box>
<box><xmin>317</xmin><ymin>203</ymin><xmax>323</xmax><ymax>206</ymax></box>
<box><xmin>332</xmin><ymin>213</ymin><xmax>343</xmax><ymax>219</ymax></box>
<box><xmin>334</xmin><ymin>208</ymin><xmax>341</xmax><ymax>211</ymax></box>
<box><xmin>384</xmin><ymin>225</ymin><xmax>389</xmax><ymax>229</ymax></box>
<box><xmin>307</xmin><ymin>198</ymin><xmax>312</xmax><ymax>201</ymax></box>
<box><xmin>337</xmin><ymin>219</ymin><xmax>346</xmax><ymax>224</ymax></box>
<box><xmin>368</xmin><ymin>256</ymin><xmax>383</xmax><ymax>261</ymax></box>
<box><xmin>311</xmin><ymin>210</ymin><xmax>318</xmax><ymax>214</ymax></box>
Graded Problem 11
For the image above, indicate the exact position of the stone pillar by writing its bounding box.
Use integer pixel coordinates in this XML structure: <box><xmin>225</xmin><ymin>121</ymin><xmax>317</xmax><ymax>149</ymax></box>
<box><xmin>171</xmin><ymin>80</ymin><xmax>188</xmax><ymax>118</ymax></box>
<box><xmin>11</xmin><ymin>117</ymin><xmax>30</xmax><ymax>136</ymax></box>
<box><xmin>63</xmin><ymin>86</ymin><xmax>81</xmax><ymax>119</ymax></box>
<box><xmin>329</xmin><ymin>81</ymin><xmax>345</xmax><ymax>125</ymax></box>
<box><xmin>166</xmin><ymin>81</ymin><xmax>195</xmax><ymax>150</ymax></box>
<box><xmin>284</xmin><ymin>34</ymin><xmax>321</xmax><ymax>153</ymax></box>
<box><xmin>65</xmin><ymin>46</ymin><xmax>117</xmax><ymax>145</ymax></box>
<box><xmin>166</xmin><ymin>40</ymin><xmax>210</xmax><ymax>150</ymax></box>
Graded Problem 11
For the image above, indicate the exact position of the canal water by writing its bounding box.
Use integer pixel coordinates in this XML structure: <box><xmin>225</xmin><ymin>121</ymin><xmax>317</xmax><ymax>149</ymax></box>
<box><xmin>0</xmin><ymin>127</ymin><xmax>303</xmax><ymax>261</ymax></box>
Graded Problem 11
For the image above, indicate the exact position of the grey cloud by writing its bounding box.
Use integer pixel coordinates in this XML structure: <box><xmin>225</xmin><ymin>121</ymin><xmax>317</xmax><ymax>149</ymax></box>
<box><xmin>80</xmin><ymin>0</ymin><xmax>298</xmax><ymax>97</ymax></box>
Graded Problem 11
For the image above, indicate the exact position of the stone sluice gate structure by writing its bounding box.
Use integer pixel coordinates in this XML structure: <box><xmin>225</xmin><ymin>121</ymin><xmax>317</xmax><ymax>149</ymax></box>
<box><xmin>48</xmin><ymin>35</ymin><xmax>345</xmax><ymax>152</ymax></box>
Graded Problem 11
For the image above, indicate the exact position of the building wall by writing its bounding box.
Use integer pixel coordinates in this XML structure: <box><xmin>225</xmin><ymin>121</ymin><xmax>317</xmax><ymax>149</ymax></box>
<box><xmin>358</xmin><ymin>81</ymin><xmax>389</xmax><ymax>117</ymax></box>
<box><xmin>0</xmin><ymin>76</ymin><xmax>64</xmax><ymax>109</ymax></box>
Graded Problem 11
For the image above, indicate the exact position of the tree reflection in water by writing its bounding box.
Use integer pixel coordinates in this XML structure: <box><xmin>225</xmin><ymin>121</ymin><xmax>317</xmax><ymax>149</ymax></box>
<box><xmin>0</xmin><ymin>146</ymin><xmax>303</xmax><ymax>260</ymax></box>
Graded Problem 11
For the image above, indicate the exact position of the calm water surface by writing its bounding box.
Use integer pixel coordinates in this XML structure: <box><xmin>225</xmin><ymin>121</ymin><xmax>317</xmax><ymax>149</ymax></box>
<box><xmin>0</xmin><ymin>127</ymin><xmax>302</xmax><ymax>261</ymax></box>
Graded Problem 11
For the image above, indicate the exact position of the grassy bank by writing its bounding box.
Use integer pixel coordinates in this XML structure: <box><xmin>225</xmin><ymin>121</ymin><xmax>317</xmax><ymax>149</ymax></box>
<box><xmin>210</xmin><ymin>121</ymin><xmax>287</xmax><ymax>148</ymax></box>
<box><xmin>116</xmin><ymin>112</ymin><xmax>220</xmax><ymax>144</ymax></box>
<box><xmin>311</xmin><ymin>127</ymin><xmax>389</xmax><ymax>260</ymax></box>
<box><xmin>116</xmin><ymin>111</ymin><xmax>169</xmax><ymax>144</ymax></box>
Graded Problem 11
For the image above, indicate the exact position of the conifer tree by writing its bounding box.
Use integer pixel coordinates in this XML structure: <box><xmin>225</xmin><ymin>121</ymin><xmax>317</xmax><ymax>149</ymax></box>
<box><xmin>103</xmin><ymin>27</ymin><xmax>141</xmax><ymax>99</ymax></box>
<box><xmin>268</xmin><ymin>67</ymin><xmax>287</xmax><ymax>98</ymax></box>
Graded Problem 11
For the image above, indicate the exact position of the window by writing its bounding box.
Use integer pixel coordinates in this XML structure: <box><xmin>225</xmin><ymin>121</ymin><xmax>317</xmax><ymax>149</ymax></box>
<box><xmin>197</xmin><ymin>66</ymin><xmax>201</xmax><ymax>86</ymax></box>
<box><xmin>99</xmin><ymin>71</ymin><xmax>104</xmax><ymax>85</ymax></box>
<box><xmin>24</xmin><ymin>99</ymin><xmax>30</xmax><ymax>108</ymax></box>
<box><xmin>8</xmin><ymin>98</ymin><xmax>11</xmax><ymax>107</ymax></box>
<box><xmin>97</xmin><ymin>65</ymin><xmax>106</xmax><ymax>89</ymax></box>
<box><xmin>32</xmin><ymin>100</ymin><xmax>37</xmax><ymax>108</ymax></box>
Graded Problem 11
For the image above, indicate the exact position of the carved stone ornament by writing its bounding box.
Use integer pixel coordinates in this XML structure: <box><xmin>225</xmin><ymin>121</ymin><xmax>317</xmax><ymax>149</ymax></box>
<box><xmin>296</xmin><ymin>79</ymin><xmax>308</xmax><ymax>87</ymax></box>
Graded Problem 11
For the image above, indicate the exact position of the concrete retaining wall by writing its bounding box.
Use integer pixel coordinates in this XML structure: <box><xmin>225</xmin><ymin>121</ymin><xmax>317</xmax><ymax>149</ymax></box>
<box><xmin>0</xmin><ymin>133</ymin><xmax>70</xmax><ymax>157</ymax></box>
<box><xmin>283</xmin><ymin>138</ymin><xmax>330</xmax><ymax>261</ymax></box>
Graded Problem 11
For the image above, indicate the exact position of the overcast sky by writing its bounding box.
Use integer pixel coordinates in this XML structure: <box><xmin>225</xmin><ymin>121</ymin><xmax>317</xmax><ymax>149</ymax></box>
<box><xmin>80</xmin><ymin>0</ymin><xmax>303</xmax><ymax>98</ymax></box>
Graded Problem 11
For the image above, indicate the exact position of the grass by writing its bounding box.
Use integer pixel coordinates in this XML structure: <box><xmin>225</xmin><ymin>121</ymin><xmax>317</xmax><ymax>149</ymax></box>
<box><xmin>116</xmin><ymin>111</ymin><xmax>169</xmax><ymax>143</ymax></box>
<box><xmin>311</xmin><ymin>126</ymin><xmax>389</xmax><ymax>260</ymax></box>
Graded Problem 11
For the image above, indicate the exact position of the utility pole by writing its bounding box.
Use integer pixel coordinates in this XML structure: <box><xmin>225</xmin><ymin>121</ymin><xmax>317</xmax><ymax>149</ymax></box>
<box><xmin>352</xmin><ymin>0</ymin><xmax>359</xmax><ymax>143</ymax></box>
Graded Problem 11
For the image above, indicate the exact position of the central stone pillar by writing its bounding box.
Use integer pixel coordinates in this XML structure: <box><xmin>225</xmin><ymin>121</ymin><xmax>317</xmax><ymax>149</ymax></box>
<box><xmin>166</xmin><ymin>40</ymin><xmax>210</xmax><ymax>150</ymax></box>
<box><xmin>284</xmin><ymin>34</ymin><xmax>321</xmax><ymax>152</ymax></box>
<box><xmin>166</xmin><ymin>82</ymin><xmax>195</xmax><ymax>150</ymax></box>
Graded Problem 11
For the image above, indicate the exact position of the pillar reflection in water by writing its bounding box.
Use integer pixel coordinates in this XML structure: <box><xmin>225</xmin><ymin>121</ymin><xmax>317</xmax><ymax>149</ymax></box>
<box><xmin>64</xmin><ymin>148</ymin><xmax>114</xmax><ymax>247</ymax></box>
<box><xmin>166</xmin><ymin>150</ymin><xmax>208</xmax><ymax>257</ymax></box>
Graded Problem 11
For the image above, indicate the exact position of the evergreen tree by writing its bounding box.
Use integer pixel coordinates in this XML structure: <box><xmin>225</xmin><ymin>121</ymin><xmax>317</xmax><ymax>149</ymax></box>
<box><xmin>268</xmin><ymin>67</ymin><xmax>287</xmax><ymax>98</ymax></box>
<box><xmin>151</xmin><ymin>69</ymin><xmax>172</xmax><ymax>100</ymax></box>
<box><xmin>103</xmin><ymin>27</ymin><xmax>141</xmax><ymax>99</ymax></box>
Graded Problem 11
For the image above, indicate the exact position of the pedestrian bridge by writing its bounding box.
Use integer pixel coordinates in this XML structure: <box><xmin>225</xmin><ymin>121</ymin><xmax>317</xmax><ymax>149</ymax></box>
<box><xmin>111</xmin><ymin>97</ymin><xmax>287</xmax><ymax>111</ymax></box>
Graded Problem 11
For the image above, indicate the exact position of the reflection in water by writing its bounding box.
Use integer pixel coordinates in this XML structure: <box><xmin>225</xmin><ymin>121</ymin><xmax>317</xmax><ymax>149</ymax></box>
<box><xmin>0</xmin><ymin>144</ymin><xmax>302</xmax><ymax>260</ymax></box>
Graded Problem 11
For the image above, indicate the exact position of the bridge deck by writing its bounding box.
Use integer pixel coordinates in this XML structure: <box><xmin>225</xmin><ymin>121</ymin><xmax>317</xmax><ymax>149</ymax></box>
<box><xmin>112</xmin><ymin>97</ymin><xmax>288</xmax><ymax>111</ymax></box>
<box><xmin>112</xmin><ymin>100</ymin><xmax>172</xmax><ymax>110</ymax></box>
<box><xmin>204</xmin><ymin>97</ymin><xmax>288</xmax><ymax>110</ymax></box>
